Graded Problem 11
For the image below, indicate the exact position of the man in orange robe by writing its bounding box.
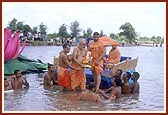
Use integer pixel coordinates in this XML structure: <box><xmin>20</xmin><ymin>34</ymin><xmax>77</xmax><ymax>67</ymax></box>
<box><xmin>57</xmin><ymin>43</ymin><xmax>81</xmax><ymax>90</ymax></box>
<box><xmin>88</xmin><ymin>32</ymin><xmax>106</xmax><ymax>92</ymax></box>
<box><xmin>107</xmin><ymin>45</ymin><xmax>121</xmax><ymax>64</ymax></box>
<box><xmin>70</xmin><ymin>38</ymin><xmax>87</xmax><ymax>91</ymax></box>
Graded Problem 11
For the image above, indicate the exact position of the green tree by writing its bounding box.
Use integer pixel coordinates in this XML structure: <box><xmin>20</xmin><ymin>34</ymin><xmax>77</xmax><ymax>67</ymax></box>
<box><xmin>33</xmin><ymin>27</ymin><xmax>38</xmax><ymax>34</ymax></box>
<box><xmin>155</xmin><ymin>36</ymin><xmax>161</xmax><ymax>44</ymax></box>
<box><xmin>82</xmin><ymin>30</ymin><xmax>87</xmax><ymax>38</ymax></box>
<box><xmin>23</xmin><ymin>24</ymin><xmax>32</xmax><ymax>32</ymax></box>
<box><xmin>39</xmin><ymin>22</ymin><xmax>47</xmax><ymax>35</ymax></box>
<box><xmin>86</xmin><ymin>28</ymin><xmax>93</xmax><ymax>38</ymax></box>
<box><xmin>58</xmin><ymin>24</ymin><xmax>69</xmax><ymax>38</ymax></box>
<box><xmin>100</xmin><ymin>30</ymin><xmax>104</xmax><ymax>37</ymax></box>
<box><xmin>8</xmin><ymin>18</ymin><xmax>17</xmax><ymax>32</ymax></box>
<box><xmin>119</xmin><ymin>22</ymin><xmax>137</xmax><ymax>44</ymax></box>
<box><xmin>16</xmin><ymin>21</ymin><xmax>24</xmax><ymax>31</ymax></box>
<box><xmin>82</xmin><ymin>28</ymin><xmax>93</xmax><ymax>38</ymax></box>
<box><xmin>70</xmin><ymin>21</ymin><xmax>81</xmax><ymax>38</ymax></box>
<box><xmin>110</xmin><ymin>33</ymin><xmax>115</xmax><ymax>39</ymax></box>
<box><xmin>161</xmin><ymin>37</ymin><xmax>164</xmax><ymax>44</ymax></box>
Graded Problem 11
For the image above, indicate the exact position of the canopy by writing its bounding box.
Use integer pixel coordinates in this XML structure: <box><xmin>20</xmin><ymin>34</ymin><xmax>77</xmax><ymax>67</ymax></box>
<box><xmin>89</xmin><ymin>36</ymin><xmax>119</xmax><ymax>48</ymax></box>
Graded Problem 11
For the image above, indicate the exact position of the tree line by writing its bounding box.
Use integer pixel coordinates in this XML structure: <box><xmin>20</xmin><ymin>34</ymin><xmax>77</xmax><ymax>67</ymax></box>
<box><xmin>6</xmin><ymin>18</ymin><xmax>164</xmax><ymax>44</ymax></box>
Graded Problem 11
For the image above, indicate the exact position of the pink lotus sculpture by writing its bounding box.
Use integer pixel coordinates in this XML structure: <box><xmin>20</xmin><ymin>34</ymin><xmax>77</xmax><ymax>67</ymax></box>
<box><xmin>4</xmin><ymin>28</ymin><xmax>26</xmax><ymax>62</ymax></box>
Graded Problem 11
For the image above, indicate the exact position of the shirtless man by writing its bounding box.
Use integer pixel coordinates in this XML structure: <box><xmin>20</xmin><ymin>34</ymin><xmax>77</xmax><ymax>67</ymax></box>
<box><xmin>98</xmin><ymin>77</ymin><xmax>122</xmax><ymax>100</ymax></box>
<box><xmin>131</xmin><ymin>72</ymin><xmax>140</xmax><ymax>93</ymax></box>
<box><xmin>11</xmin><ymin>70</ymin><xmax>29</xmax><ymax>90</ymax></box>
<box><xmin>122</xmin><ymin>72</ymin><xmax>131</xmax><ymax>94</ymax></box>
<box><xmin>43</xmin><ymin>64</ymin><xmax>55</xmax><ymax>87</ymax></box>
<box><xmin>74</xmin><ymin>82</ymin><xmax>102</xmax><ymax>103</ymax></box>
<box><xmin>57</xmin><ymin>43</ymin><xmax>81</xmax><ymax>90</ymax></box>
<box><xmin>4</xmin><ymin>78</ymin><xmax>12</xmax><ymax>91</ymax></box>
<box><xmin>113</xmin><ymin>69</ymin><xmax>123</xmax><ymax>78</ymax></box>
<box><xmin>70</xmin><ymin>38</ymin><xmax>88</xmax><ymax>91</ymax></box>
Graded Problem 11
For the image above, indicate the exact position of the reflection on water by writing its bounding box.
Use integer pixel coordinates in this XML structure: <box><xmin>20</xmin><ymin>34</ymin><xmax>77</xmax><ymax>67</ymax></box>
<box><xmin>4</xmin><ymin>46</ymin><xmax>165</xmax><ymax>111</ymax></box>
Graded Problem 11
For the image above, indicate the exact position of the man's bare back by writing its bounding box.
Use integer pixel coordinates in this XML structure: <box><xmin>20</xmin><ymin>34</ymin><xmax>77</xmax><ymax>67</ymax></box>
<box><xmin>76</xmin><ymin>91</ymin><xmax>101</xmax><ymax>102</ymax></box>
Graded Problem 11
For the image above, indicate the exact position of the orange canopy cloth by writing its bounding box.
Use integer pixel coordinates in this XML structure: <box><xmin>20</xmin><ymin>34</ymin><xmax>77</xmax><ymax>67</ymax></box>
<box><xmin>89</xmin><ymin>37</ymin><xmax>119</xmax><ymax>49</ymax></box>
<box><xmin>57</xmin><ymin>66</ymin><xmax>70</xmax><ymax>89</ymax></box>
<box><xmin>70</xmin><ymin>64</ymin><xmax>86</xmax><ymax>91</ymax></box>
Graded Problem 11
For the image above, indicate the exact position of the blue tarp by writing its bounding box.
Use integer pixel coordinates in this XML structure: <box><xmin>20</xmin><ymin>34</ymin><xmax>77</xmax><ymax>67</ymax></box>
<box><xmin>53</xmin><ymin>56</ymin><xmax>135</xmax><ymax>88</ymax></box>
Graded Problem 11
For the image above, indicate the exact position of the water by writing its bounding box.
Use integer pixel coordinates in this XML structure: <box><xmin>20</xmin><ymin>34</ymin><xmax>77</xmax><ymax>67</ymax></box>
<box><xmin>3</xmin><ymin>46</ymin><xmax>165</xmax><ymax>112</ymax></box>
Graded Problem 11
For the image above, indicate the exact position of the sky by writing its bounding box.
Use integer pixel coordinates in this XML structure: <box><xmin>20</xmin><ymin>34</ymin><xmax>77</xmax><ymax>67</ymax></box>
<box><xmin>2</xmin><ymin>2</ymin><xmax>166</xmax><ymax>38</ymax></box>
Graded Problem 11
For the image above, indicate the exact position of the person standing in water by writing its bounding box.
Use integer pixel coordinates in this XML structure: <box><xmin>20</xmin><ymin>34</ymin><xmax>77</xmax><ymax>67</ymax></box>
<box><xmin>11</xmin><ymin>70</ymin><xmax>29</xmax><ymax>90</ymax></box>
<box><xmin>70</xmin><ymin>38</ymin><xmax>88</xmax><ymax>91</ymax></box>
<box><xmin>57</xmin><ymin>43</ymin><xmax>81</xmax><ymax>91</ymax></box>
<box><xmin>88</xmin><ymin>32</ymin><xmax>106</xmax><ymax>93</ymax></box>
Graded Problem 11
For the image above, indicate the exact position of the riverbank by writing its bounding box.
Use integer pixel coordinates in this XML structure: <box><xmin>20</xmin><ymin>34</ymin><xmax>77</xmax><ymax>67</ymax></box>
<box><xmin>21</xmin><ymin>41</ymin><xmax>162</xmax><ymax>47</ymax></box>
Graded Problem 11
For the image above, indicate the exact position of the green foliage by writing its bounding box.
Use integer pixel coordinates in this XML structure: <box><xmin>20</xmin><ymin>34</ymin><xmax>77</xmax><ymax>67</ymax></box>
<box><xmin>8</xmin><ymin>18</ymin><xmax>17</xmax><ymax>33</ymax></box>
<box><xmin>8</xmin><ymin>18</ymin><xmax>33</xmax><ymax>33</ymax></box>
<box><xmin>58</xmin><ymin>24</ymin><xmax>69</xmax><ymax>39</ymax></box>
<box><xmin>110</xmin><ymin>33</ymin><xmax>115</xmax><ymax>39</ymax></box>
<box><xmin>16</xmin><ymin>21</ymin><xmax>24</xmax><ymax>30</ymax></box>
<box><xmin>23</xmin><ymin>24</ymin><xmax>32</xmax><ymax>32</ymax></box>
<box><xmin>119</xmin><ymin>22</ymin><xmax>137</xmax><ymax>44</ymax></box>
<box><xmin>138</xmin><ymin>36</ymin><xmax>163</xmax><ymax>44</ymax></box>
<box><xmin>6</xmin><ymin>18</ymin><xmax>163</xmax><ymax>44</ymax></box>
<box><xmin>33</xmin><ymin>27</ymin><xmax>38</xmax><ymax>34</ymax></box>
<box><xmin>114</xmin><ymin>34</ymin><xmax>126</xmax><ymax>43</ymax></box>
<box><xmin>47</xmin><ymin>33</ymin><xmax>57</xmax><ymax>40</ymax></box>
<box><xmin>39</xmin><ymin>22</ymin><xmax>47</xmax><ymax>35</ymax></box>
<box><xmin>82</xmin><ymin>28</ymin><xmax>93</xmax><ymax>38</ymax></box>
<box><xmin>100</xmin><ymin>30</ymin><xmax>104</xmax><ymax>37</ymax></box>
<box><xmin>70</xmin><ymin>21</ymin><xmax>81</xmax><ymax>38</ymax></box>
<box><xmin>82</xmin><ymin>30</ymin><xmax>87</xmax><ymax>38</ymax></box>
<box><xmin>86</xmin><ymin>28</ymin><xmax>93</xmax><ymax>38</ymax></box>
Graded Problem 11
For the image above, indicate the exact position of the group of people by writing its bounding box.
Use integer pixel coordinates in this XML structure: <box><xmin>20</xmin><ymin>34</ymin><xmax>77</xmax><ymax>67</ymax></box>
<box><xmin>4</xmin><ymin>70</ymin><xmax>29</xmax><ymax>91</ymax></box>
<box><xmin>4</xmin><ymin>32</ymin><xmax>140</xmax><ymax>103</ymax></box>
<box><xmin>40</xmin><ymin>32</ymin><xmax>140</xmax><ymax>102</ymax></box>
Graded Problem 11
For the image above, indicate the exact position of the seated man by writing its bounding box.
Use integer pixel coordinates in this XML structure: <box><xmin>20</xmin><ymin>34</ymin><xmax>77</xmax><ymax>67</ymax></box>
<box><xmin>11</xmin><ymin>70</ymin><xmax>29</xmax><ymax>90</ymax></box>
<box><xmin>98</xmin><ymin>77</ymin><xmax>122</xmax><ymax>100</ymax></box>
<box><xmin>43</xmin><ymin>64</ymin><xmax>56</xmax><ymax>87</ymax></box>
<box><xmin>74</xmin><ymin>82</ymin><xmax>102</xmax><ymax>103</ymax></box>
<box><xmin>4</xmin><ymin>78</ymin><xmax>12</xmax><ymax>91</ymax></box>
<box><xmin>107</xmin><ymin>45</ymin><xmax>121</xmax><ymax>64</ymax></box>
<box><xmin>122</xmin><ymin>72</ymin><xmax>131</xmax><ymax>94</ymax></box>
<box><xmin>131</xmin><ymin>72</ymin><xmax>140</xmax><ymax>93</ymax></box>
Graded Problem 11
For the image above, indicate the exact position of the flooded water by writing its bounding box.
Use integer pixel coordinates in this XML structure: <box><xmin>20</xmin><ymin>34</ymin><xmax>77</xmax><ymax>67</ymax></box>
<box><xmin>3</xmin><ymin>45</ymin><xmax>165</xmax><ymax>112</ymax></box>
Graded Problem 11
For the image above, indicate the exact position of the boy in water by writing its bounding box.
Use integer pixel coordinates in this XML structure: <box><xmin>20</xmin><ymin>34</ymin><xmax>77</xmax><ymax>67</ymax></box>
<box><xmin>4</xmin><ymin>78</ymin><xmax>12</xmax><ymax>91</ymax></box>
<box><xmin>131</xmin><ymin>72</ymin><xmax>140</xmax><ymax>93</ymax></box>
<box><xmin>98</xmin><ymin>77</ymin><xmax>122</xmax><ymax>100</ymax></box>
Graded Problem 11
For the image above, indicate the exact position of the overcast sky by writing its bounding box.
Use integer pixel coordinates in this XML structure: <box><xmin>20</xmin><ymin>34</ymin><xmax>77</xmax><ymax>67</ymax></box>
<box><xmin>3</xmin><ymin>2</ymin><xmax>166</xmax><ymax>37</ymax></box>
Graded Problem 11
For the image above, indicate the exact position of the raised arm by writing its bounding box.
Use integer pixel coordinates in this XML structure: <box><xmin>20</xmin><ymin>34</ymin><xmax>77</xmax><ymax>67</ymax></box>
<box><xmin>22</xmin><ymin>77</ymin><xmax>29</xmax><ymax>88</ymax></box>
